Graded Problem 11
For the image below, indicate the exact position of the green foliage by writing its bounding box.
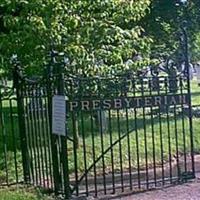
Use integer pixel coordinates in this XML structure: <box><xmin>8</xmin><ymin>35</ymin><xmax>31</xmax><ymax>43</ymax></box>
<box><xmin>0</xmin><ymin>0</ymin><xmax>152</xmax><ymax>76</ymax></box>
<box><xmin>191</xmin><ymin>32</ymin><xmax>200</xmax><ymax>62</ymax></box>
<box><xmin>141</xmin><ymin>0</ymin><xmax>200</xmax><ymax>60</ymax></box>
<box><xmin>0</xmin><ymin>188</ymin><xmax>52</xmax><ymax>200</ymax></box>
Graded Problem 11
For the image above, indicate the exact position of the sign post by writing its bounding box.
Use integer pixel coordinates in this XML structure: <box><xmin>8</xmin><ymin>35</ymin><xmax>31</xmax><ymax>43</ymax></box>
<box><xmin>54</xmin><ymin>57</ymin><xmax>70</xmax><ymax>199</ymax></box>
<box><xmin>48</xmin><ymin>52</ymin><xmax>70</xmax><ymax>198</ymax></box>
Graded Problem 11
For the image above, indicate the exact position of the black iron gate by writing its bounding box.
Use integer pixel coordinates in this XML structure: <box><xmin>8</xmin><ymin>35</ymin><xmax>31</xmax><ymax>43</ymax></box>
<box><xmin>63</xmin><ymin>71</ymin><xmax>195</xmax><ymax>198</ymax></box>
<box><xmin>12</xmin><ymin>27</ymin><xmax>195</xmax><ymax>199</ymax></box>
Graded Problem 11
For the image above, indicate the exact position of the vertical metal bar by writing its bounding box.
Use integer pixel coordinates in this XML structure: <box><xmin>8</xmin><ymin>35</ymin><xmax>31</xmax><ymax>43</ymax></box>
<box><xmin>132</xmin><ymin>78</ymin><xmax>141</xmax><ymax>189</ymax></box>
<box><xmin>32</xmin><ymin>85</ymin><xmax>42</xmax><ymax>186</ymax></box>
<box><xmin>115</xmin><ymin>78</ymin><xmax>124</xmax><ymax>191</ymax></box>
<box><xmin>64</xmin><ymin>133</ymin><xmax>70</xmax><ymax>198</ymax></box>
<box><xmin>149</xmin><ymin>78</ymin><xmax>157</xmax><ymax>186</ymax></box>
<box><xmin>141</xmin><ymin>78</ymin><xmax>149</xmax><ymax>189</ymax></box>
<box><xmin>24</xmin><ymin>86</ymin><xmax>34</xmax><ymax>184</ymax></box>
<box><xmin>98</xmin><ymin>79</ymin><xmax>106</xmax><ymax>195</ymax></box>
<box><xmin>182</xmin><ymin>27</ymin><xmax>195</xmax><ymax>177</ymax></box>
<box><xmin>99</xmin><ymin>110</ymin><xmax>107</xmax><ymax>194</ymax></box>
<box><xmin>80</xmin><ymin>110</ymin><xmax>88</xmax><ymax>195</ymax></box>
<box><xmin>90</xmin><ymin>110</ymin><xmax>97</xmax><ymax>196</ymax></box>
<box><xmin>157</xmin><ymin>81</ymin><xmax>164</xmax><ymax>185</ymax></box>
<box><xmin>9</xmin><ymin>99</ymin><xmax>19</xmax><ymax>183</ymax></box>
<box><xmin>72</xmin><ymin>112</ymin><xmax>79</xmax><ymax>196</ymax></box>
<box><xmin>174</xmin><ymin>101</ymin><xmax>180</xmax><ymax>179</ymax></box>
<box><xmin>69</xmin><ymin>78</ymin><xmax>78</xmax><ymax>196</ymax></box>
<box><xmin>57</xmin><ymin>136</ymin><xmax>62</xmax><ymax>191</ymax></box>
<box><xmin>180</xmin><ymin>77</ymin><xmax>187</xmax><ymax>174</ymax></box>
<box><xmin>174</xmin><ymin>102</ymin><xmax>181</xmax><ymax>178</ymax></box>
<box><xmin>165</xmin><ymin>78</ymin><xmax>172</xmax><ymax>183</ymax></box>
<box><xmin>15</xmin><ymin>71</ymin><xmax>30</xmax><ymax>183</ymax></box>
<box><xmin>61</xmin><ymin>135</ymin><xmax>70</xmax><ymax>199</ymax></box>
<box><xmin>4</xmin><ymin>99</ymin><xmax>10</xmax><ymax>184</ymax></box>
<box><xmin>108</xmin><ymin>109</ymin><xmax>115</xmax><ymax>194</ymax></box>
<box><xmin>50</xmin><ymin>130</ymin><xmax>60</xmax><ymax>195</ymax></box>
<box><xmin>116</xmin><ymin>109</ymin><xmax>124</xmax><ymax>191</ymax></box>
<box><xmin>0</xmin><ymin>97</ymin><xmax>8</xmax><ymax>185</ymax></box>
<box><xmin>125</xmin><ymin>108</ymin><xmax>132</xmax><ymax>190</ymax></box>
<box><xmin>134</xmin><ymin>108</ymin><xmax>141</xmax><ymax>189</ymax></box>
<box><xmin>29</xmin><ymin>87</ymin><xmax>39</xmax><ymax>185</ymax></box>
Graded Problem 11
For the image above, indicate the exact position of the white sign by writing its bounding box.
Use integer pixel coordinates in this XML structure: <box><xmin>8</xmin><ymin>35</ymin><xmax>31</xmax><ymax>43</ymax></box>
<box><xmin>52</xmin><ymin>95</ymin><xmax>66</xmax><ymax>136</ymax></box>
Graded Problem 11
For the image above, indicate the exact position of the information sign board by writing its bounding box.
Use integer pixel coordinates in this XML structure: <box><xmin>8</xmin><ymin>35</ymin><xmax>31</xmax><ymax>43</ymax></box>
<box><xmin>52</xmin><ymin>95</ymin><xmax>66</xmax><ymax>136</ymax></box>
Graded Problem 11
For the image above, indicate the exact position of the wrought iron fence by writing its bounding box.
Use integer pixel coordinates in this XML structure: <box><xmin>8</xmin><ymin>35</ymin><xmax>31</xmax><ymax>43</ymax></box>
<box><xmin>0</xmin><ymin>78</ymin><xmax>23</xmax><ymax>186</ymax></box>
<box><xmin>0</xmin><ymin>26</ymin><xmax>197</xmax><ymax>199</ymax></box>
<box><xmin>12</xmin><ymin>60</ymin><xmax>55</xmax><ymax>192</ymax></box>
<box><xmin>9</xmin><ymin>56</ymin><xmax>195</xmax><ymax>199</ymax></box>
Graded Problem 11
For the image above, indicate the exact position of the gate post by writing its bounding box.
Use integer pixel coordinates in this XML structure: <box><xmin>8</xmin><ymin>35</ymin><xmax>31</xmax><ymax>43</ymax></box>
<box><xmin>56</xmin><ymin>54</ymin><xmax>70</xmax><ymax>199</ymax></box>
<box><xmin>12</xmin><ymin>57</ymin><xmax>30</xmax><ymax>183</ymax></box>
<box><xmin>47</xmin><ymin>51</ymin><xmax>70</xmax><ymax>198</ymax></box>
<box><xmin>47</xmin><ymin>52</ymin><xmax>61</xmax><ymax>195</ymax></box>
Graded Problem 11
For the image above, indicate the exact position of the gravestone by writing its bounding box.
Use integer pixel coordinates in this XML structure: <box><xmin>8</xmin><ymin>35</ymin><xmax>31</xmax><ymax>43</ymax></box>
<box><xmin>189</xmin><ymin>63</ymin><xmax>194</xmax><ymax>80</ymax></box>
<box><xmin>94</xmin><ymin>111</ymin><xmax>108</xmax><ymax>133</ymax></box>
<box><xmin>196</xmin><ymin>63</ymin><xmax>200</xmax><ymax>86</ymax></box>
<box><xmin>168</xmin><ymin>66</ymin><xmax>178</xmax><ymax>93</ymax></box>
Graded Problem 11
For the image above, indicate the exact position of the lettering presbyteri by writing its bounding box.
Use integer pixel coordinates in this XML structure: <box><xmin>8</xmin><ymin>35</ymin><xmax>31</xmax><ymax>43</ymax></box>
<box><xmin>67</xmin><ymin>94</ymin><xmax>189</xmax><ymax>111</ymax></box>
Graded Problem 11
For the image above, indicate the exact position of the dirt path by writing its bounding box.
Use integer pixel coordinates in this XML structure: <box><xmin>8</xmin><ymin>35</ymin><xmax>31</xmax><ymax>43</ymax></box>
<box><xmin>116</xmin><ymin>156</ymin><xmax>200</xmax><ymax>200</ymax></box>
<box><xmin>75</xmin><ymin>156</ymin><xmax>200</xmax><ymax>200</ymax></box>
<box><xmin>121</xmin><ymin>178</ymin><xmax>200</xmax><ymax>200</ymax></box>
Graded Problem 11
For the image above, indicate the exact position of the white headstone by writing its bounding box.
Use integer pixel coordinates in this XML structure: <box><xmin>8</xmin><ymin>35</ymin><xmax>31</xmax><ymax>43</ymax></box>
<box><xmin>196</xmin><ymin>64</ymin><xmax>200</xmax><ymax>85</ymax></box>
<box><xmin>189</xmin><ymin>63</ymin><xmax>194</xmax><ymax>80</ymax></box>
<box><xmin>97</xmin><ymin>111</ymin><xmax>108</xmax><ymax>133</ymax></box>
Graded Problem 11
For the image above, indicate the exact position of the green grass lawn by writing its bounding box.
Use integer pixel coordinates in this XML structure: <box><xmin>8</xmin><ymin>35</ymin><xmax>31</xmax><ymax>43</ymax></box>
<box><xmin>0</xmin><ymin>187</ymin><xmax>53</xmax><ymax>200</ymax></box>
<box><xmin>65</xmin><ymin>111</ymin><xmax>200</xmax><ymax>175</ymax></box>
<box><xmin>191</xmin><ymin>78</ymin><xmax>200</xmax><ymax>105</ymax></box>
<box><xmin>0</xmin><ymin>97</ymin><xmax>23</xmax><ymax>185</ymax></box>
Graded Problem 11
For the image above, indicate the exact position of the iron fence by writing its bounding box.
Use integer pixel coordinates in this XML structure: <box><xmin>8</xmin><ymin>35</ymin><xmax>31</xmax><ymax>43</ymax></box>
<box><xmin>0</xmin><ymin>79</ymin><xmax>23</xmax><ymax>186</ymax></box>
<box><xmin>0</xmin><ymin>26</ymin><xmax>197</xmax><ymax>199</ymax></box>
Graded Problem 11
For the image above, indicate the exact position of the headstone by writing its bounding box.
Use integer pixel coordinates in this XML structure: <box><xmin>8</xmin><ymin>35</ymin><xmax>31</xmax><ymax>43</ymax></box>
<box><xmin>168</xmin><ymin>66</ymin><xmax>178</xmax><ymax>93</ymax></box>
<box><xmin>196</xmin><ymin>64</ymin><xmax>200</xmax><ymax>86</ymax></box>
<box><xmin>97</xmin><ymin>110</ymin><xmax>108</xmax><ymax>133</ymax></box>
<box><xmin>189</xmin><ymin>63</ymin><xmax>194</xmax><ymax>80</ymax></box>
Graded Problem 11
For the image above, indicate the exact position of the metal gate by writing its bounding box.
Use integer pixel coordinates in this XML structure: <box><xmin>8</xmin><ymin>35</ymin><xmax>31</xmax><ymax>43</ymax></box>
<box><xmin>63</xmin><ymin>71</ymin><xmax>195</xmax><ymax>198</ymax></box>
<box><xmin>12</xmin><ymin>27</ymin><xmax>195</xmax><ymax>199</ymax></box>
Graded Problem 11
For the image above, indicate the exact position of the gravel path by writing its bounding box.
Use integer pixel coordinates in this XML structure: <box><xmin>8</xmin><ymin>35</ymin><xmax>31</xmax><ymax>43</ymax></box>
<box><xmin>84</xmin><ymin>178</ymin><xmax>200</xmax><ymax>200</ymax></box>
<box><xmin>121</xmin><ymin>179</ymin><xmax>200</xmax><ymax>200</ymax></box>
<box><xmin>106</xmin><ymin>157</ymin><xmax>200</xmax><ymax>200</ymax></box>
<box><xmin>110</xmin><ymin>156</ymin><xmax>200</xmax><ymax>200</ymax></box>
<box><xmin>76</xmin><ymin>156</ymin><xmax>200</xmax><ymax>200</ymax></box>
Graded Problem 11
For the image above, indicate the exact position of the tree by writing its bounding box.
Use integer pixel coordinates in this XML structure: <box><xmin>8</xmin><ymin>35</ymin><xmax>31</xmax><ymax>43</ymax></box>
<box><xmin>0</xmin><ymin>0</ymin><xmax>152</xmax><ymax>76</ymax></box>
<box><xmin>191</xmin><ymin>32</ymin><xmax>200</xmax><ymax>62</ymax></box>
<box><xmin>140</xmin><ymin>0</ymin><xmax>200</xmax><ymax>61</ymax></box>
